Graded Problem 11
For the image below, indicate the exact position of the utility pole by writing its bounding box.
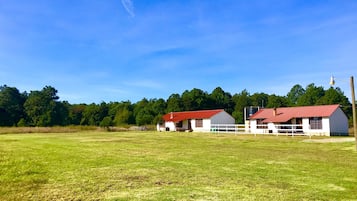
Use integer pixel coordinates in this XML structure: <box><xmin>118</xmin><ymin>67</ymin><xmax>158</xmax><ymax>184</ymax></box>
<box><xmin>350</xmin><ymin>76</ymin><xmax>357</xmax><ymax>151</ymax></box>
<box><xmin>330</xmin><ymin>75</ymin><xmax>357</xmax><ymax>151</ymax></box>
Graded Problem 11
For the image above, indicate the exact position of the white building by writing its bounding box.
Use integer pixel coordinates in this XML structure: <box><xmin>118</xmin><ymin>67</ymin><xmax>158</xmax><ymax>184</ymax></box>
<box><xmin>249</xmin><ymin>104</ymin><xmax>348</xmax><ymax>136</ymax></box>
<box><xmin>158</xmin><ymin>109</ymin><xmax>235</xmax><ymax>132</ymax></box>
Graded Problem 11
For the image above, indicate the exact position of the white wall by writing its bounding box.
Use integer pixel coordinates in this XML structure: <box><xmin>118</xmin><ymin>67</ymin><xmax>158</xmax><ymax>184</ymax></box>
<box><xmin>250</xmin><ymin>118</ymin><xmax>331</xmax><ymax>136</ymax></box>
<box><xmin>302</xmin><ymin>118</ymin><xmax>329</xmax><ymax>136</ymax></box>
<box><xmin>164</xmin><ymin>121</ymin><xmax>176</xmax><ymax>131</ymax></box>
<box><xmin>302</xmin><ymin>118</ymin><xmax>310</xmax><ymax>133</ymax></box>
<box><xmin>191</xmin><ymin>118</ymin><xmax>211</xmax><ymax>132</ymax></box>
<box><xmin>249</xmin><ymin>120</ymin><xmax>268</xmax><ymax>134</ymax></box>
<box><xmin>250</xmin><ymin>120</ymin><xmax>258</xmax><ymax>133</ymax></box>
<box><xmin>211</xmin><ymin>111</ymin><xmax>235</xmax><ymax>124</ymax></box>
<box><xmin>268</xmin><ymin>123</ymin><xmax>277</xmax><ymax>133</ymax></box>
<box><xmin>329</xmin><ymin>108</ymin><xmax>348</xmax><ymax>135</ymax></box>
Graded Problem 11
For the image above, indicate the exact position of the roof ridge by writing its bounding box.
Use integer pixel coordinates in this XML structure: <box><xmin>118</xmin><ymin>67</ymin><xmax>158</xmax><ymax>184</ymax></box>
<box><xmin>162</xmin><ymin>109</ymin><xmax>225</xmax><ymax>122</ymax></box>
<box><xmin>168</xmin><ymin>109</ymin><xmax>224</xmax><ymax>113</ymax></box>
<box><xmin>263</xmin><ymin>104</ymin><xmax>340</xmax><ymax>110</ymax></box>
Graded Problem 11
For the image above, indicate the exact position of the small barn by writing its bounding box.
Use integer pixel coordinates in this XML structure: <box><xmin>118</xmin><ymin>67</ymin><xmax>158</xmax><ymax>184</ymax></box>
<box><xmin>249</xmin><ymin>104</ymin><xmax>348</xmax><ymax>136</ymax></box>
<box><xmin>158</xmin><ymin>109</ymin><xmax>235</xmax><ymax>132</ymax></box>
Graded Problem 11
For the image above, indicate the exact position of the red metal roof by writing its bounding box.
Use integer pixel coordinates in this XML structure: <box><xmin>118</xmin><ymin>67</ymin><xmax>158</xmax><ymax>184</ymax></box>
<box><xmin>163</xmin><ymin>109</ymin><xmax>224</xmax><ymax>122</ymax></box>
<box><xmin>249</xmin><ymin>104</ymin><xmax>341</xmax><ymax>123</ymax></box>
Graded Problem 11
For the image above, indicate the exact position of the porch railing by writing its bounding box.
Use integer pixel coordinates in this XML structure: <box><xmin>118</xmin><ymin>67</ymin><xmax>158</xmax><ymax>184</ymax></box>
<box><xmin>211</xmin><ymin>124</ymin><xmax>309</xmax><ymax>137</ymax></box>
<box><xmin>210</xmin><ymin>124</ymin><xmax>248</xmax><ymax>134</ymax></box>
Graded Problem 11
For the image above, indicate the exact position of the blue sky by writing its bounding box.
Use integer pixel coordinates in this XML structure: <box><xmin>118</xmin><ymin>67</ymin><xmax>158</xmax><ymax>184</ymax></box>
<box><xmin>1</xmin><ymin>0</ymin><xmax>357</xmax><ymax>103</ymax></box>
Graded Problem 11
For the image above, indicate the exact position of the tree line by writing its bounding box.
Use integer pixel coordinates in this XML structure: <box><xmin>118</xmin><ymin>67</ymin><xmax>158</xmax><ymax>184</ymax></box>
<box><xmin>0</xmin><ymin>84</ymin><xmax>353</xmax><ymax>127</ymax></box>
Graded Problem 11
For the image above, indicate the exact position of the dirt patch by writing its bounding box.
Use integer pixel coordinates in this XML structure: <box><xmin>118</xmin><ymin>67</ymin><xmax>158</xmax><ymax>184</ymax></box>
<box><xmin>303</xmin><ymin>137</ymin><xmax>355</xmax><ymax>143</ymax></box>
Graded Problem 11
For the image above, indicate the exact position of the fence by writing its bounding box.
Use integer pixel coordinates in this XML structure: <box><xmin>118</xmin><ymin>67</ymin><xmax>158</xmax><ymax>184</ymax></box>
<box><xmin>210</xmin><ymin>124</ymin><xmax>248</xmax><ymax>134</ymax></box>
<box><xmin>272</xmin><ymin>124</ymin><xmax>304</xmax><ymax>135</ymax></box>
<box><xmin>211</xmin><ymin>124</ymin><xmax>311</xmax><ymax>137</ymax></box>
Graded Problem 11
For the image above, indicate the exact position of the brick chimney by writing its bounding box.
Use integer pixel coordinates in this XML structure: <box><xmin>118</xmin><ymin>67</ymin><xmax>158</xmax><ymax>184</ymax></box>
<box><xmin>273</xmin><ymin>108</ymin><xmax>277</xmax><ymax>116</ymax></box>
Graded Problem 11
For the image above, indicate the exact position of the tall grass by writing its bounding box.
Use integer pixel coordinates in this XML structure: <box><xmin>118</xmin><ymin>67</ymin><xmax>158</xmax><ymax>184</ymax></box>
<box><xmin>0</xmin><ymin>131</ymin><xmax>356</xmax><ymax>200</ymax></box>
<box><xmin>0</xmin><ymin>125</ymin><xmax>155</xmax><ymax>134</ymax></box>
<box><xmin>0</xmin><ymin>126</ymin><xmax>99</xmax><ymax>134</ymax></box>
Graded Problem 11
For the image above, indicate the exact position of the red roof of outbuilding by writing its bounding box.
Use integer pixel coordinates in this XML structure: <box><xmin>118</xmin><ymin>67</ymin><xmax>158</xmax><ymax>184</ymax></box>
<box><xmin>163</xmin><ymin>109</ymin><xmax>224</xmax><ymax>122</ymax></box>
<box><xmin>249</xmin><ymin>104</ymin><xmax>341</xmax><ymax>123</ymax></box>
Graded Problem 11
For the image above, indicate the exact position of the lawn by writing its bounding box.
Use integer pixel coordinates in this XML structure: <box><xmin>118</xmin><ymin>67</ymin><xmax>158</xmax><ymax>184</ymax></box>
<box><xmin>0</xmin><ymin>131</ymin><xmax>356</xmax><ymax>200</ymax></box>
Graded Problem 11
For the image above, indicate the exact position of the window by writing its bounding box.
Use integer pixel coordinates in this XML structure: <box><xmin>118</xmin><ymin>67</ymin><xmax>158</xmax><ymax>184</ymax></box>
<box><xmin>195</xmin><ymin>119</ymin><xmax>203</xmax><ymax>127</ymax></box>
<box><xmin>257</xmin><ymin>119</ymin><xmax>268</xmax><ymax>129</ymax></box>
<box><xmin>176</xmin><ymin>121</ymin><xmax>183</xmax><ymax>128</ymax></box>
<box><xmin>309</xmin><ymin>117</ymin><xmax>322</xmax><ymax>129</ymax></box>
<box><xmin>294</xmin><ymin>118</ymin><xmax>303</xmax><ymax>131</ymax></box>
<box><xmin>295</xmin><ymin>118</ymin><xmax>302</xmax><ymax>125</ymax></box>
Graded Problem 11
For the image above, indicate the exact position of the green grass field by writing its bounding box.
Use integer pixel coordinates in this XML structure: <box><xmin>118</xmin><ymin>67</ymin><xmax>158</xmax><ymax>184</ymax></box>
<box><xmin>0</xmin><ymin>131</ymin><xmax>356</xmax><ymax>200</ymax></box>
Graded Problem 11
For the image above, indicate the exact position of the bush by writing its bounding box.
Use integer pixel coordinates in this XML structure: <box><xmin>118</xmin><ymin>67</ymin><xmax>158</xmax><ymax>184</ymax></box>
<box><xmin>100</xmin><ymin>117</ymin><xmax>113</xmax><ymax>131</ymax></box>
<box><xmin>17</xmin><ymin>118</ymin><xmax>27</xmax><ymax>127</ymax></box>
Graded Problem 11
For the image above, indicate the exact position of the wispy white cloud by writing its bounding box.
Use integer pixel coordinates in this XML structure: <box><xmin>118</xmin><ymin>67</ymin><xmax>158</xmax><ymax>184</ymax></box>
<box><xmin>121</xmin><ymin>0</ymin><xmax>135</xmax><ymax>17</ymax></box>
<box><xmin>124</xmin><ymin>79</ymin><xmax>163</xmax><ymax>89</ymax></box>
<box><xmin>102</xmin><ymin>87</ymin><xmax>130</xmax><ymax>94</ymax></box>
<box><xmin>290</xmin><ymin>15</ymin><xmax>357</xmax><ymax>38</ymax></box>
